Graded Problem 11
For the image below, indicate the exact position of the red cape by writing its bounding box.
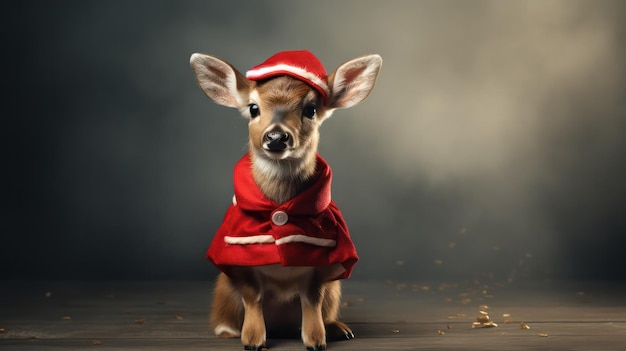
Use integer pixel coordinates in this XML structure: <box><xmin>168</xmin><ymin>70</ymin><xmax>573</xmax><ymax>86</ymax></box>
<box><xmin>206</xmin><ymin>153</ymin><xmax>358</xmax><ymax>281</ymax></box>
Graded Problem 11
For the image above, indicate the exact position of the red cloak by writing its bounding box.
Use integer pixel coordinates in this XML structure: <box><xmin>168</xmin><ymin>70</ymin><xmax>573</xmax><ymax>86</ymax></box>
<box><xmin>206</xmin><ymin>153</ymin><xmax>358</xmax><ymax>281</ymax></box>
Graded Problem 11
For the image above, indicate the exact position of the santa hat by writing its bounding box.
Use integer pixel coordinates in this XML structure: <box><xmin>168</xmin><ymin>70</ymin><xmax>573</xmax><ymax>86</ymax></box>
<box><xmin>246</xmin><ymin>50</ymin><xmax>329</xmax><ymax>102</ymax></box>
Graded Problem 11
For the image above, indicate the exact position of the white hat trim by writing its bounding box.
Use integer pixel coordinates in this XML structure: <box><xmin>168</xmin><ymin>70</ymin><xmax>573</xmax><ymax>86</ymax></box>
<box><xmin>246</xmin><ymin>64</ymin><xmax>330</xmax><ymax>97</ymax></box>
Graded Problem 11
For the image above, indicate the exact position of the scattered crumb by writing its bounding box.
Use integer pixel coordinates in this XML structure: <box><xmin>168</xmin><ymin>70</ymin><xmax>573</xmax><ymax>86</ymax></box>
<box><xmin>134</xmin><ymin>319</ymin><xmax>145</xmax><ymax>324</ymax></box>
<box><xmin>45</xmin><ymin>292</ymin><xmax>52</xmax><ymax>298</ymax></box>
<box><xmin>62</xmin><ymin>316</ymin><xmax>72</xmax><ymax>321</ymax></box>
<box><xmin>175</xmin><ymin>315</ymin><xmax>183</xmax><ymax>321</ymax></box>
<box><xmin>448</xmin><ymin>313</ymin><xmax>467</xmax><ymax>319</ymax></box>
<box><xmin>479</xmin><ymin>310</ymin><xmax>489</xmax><ymax>315</ymax></box>
<box><xmin>390</xmin><ymin>329</ymin><xmax>400</xmax><ymax>333</ymax></box>
<box><xmin>480</xmin><ymin>305</ymin><xmax>489</xmax><ymax>310</ymax></box>
<box><xmin>438</xmin><ymin>283</ymin><xmax>458</xmax><ymax>291</ymax></box>
<box><xmin>92</xmin><ymin>340</ymin><xmax>103</xmax><ymax>345</ymax></box>
<box><xmin>503</xmin><ymin>313</ymin><xmax>511</xmax><ymax>318</ymax></box>
<box><xmin>538</xmin><ymin>333</ymin><xmax>549</xmax><ymax>337</ymax></box>
<box><xmin>520</xmin><ymin>322</ymin><xmax>530</xmax><ymax>329</ymax></box>
<box><xmin>504</xmin><ymin>320</ymin><xmax>513</xmax><ymax>324</ymax></box>
<box><xmin>446</xmin><ymin>324</ymin><xmax>452</xmax><ymax>330</ymax></box>
<box><xmin>472</xmin><ymin>314</ymin><xmax>498</xmax><ymax>328</ymax></box>
<box><xmin>437</xmin><ymin>330</ymin><xmax>445</xmax><ymax>335</ymax></box>
<box><xmin>0</xmin><ymin>327</ymin><xmax>5</xmax><ymax>333</ymax></box>
<box><xmin>476</xmin><ymin>316</ymin><xmax>490</xmax><ymax>324</ymax></box>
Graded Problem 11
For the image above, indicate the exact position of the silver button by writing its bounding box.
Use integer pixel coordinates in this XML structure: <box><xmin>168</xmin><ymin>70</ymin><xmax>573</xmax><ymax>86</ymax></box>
<box><xmin>271</xmin><ymin>211</ymin><xmax>288</xmax><ymax>226</ymax></box>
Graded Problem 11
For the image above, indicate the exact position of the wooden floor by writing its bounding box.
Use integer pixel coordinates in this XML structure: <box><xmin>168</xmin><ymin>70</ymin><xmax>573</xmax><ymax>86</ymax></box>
<box><xmin>1</xmin><ymin>279</ymin><xmax>625</xmax><ymax>350</ymax></box>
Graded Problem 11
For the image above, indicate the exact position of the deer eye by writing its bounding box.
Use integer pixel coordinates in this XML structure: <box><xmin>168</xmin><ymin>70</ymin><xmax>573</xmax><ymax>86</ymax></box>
<box><xmin>302</xmin><ymin>105</ymin><xmax>316</xmax><ymax>119</ymax></box>
<box><xmin>249</xmin><ymin>104</ymin><xmax>260</xmax><ymax>118</ymax></box>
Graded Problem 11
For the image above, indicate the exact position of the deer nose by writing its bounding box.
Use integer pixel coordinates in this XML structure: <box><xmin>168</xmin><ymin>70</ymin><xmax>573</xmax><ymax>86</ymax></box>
<box><xmin>265</xmin><ymin>131</ymin><xmax>290</xmax><ymax>142</ymax></box>
<box><xmin>264</xmin><ymin>130</ymin><xmax>290</xmax><ymax>151</ymax></box>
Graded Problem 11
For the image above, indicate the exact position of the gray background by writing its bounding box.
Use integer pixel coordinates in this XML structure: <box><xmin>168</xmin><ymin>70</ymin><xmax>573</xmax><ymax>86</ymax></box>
<box><xmin>3</xmin><ymin>0</ymin><xmax>625</xmax><ymax>282</ymax></box>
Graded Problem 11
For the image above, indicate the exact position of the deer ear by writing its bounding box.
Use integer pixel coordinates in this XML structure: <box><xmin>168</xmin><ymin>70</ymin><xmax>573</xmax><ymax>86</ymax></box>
<box><xmin>327</xmin><ymin>54</ymin><xmax>382</xmax><ymax>110</ymax></box>
<box><xmin>190</xmin><ymin>53</ymin><xmax>249</xmax><ymax>108</ymax></box>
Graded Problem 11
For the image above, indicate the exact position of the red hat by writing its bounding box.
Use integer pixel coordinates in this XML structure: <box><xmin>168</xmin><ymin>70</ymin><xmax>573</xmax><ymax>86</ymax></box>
<box><xmin>246</xmin><ymin>50</ymin><xmax>330</xmax><ymax>102</ymax></box>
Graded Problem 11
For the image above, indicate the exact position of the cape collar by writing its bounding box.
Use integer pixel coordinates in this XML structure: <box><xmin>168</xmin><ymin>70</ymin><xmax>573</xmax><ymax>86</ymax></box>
<box><xmin>233</xmin><ymin>153</ymin><xmax>333</xmax><ymax>215</ymax></box>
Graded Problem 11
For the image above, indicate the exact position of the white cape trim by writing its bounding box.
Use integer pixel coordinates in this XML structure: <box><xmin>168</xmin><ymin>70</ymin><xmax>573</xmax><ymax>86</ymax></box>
<box><xmin>224</xmin><ymin>234</ymin><xmax>336</xmax><ymax>247</ymax></box>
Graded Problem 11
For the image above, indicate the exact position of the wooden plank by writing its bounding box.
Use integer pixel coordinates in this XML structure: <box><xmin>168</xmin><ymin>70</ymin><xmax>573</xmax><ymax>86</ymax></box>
<box><xmin>1</xmin><ymin>328</ymin><xmax>626</xmax><ymax>351</ymax></box>
<box><xmin>1</xmin><ymin>280</ymin><xmax>625</xmax><ymax>350</ymax></box>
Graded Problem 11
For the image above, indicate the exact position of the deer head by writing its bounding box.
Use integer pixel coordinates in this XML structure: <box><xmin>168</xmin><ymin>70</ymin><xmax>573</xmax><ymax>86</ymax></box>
<box><xmin>190</xmin><ymin>50</ymin><xmax>382</xmax><ymax>203</ymax></box>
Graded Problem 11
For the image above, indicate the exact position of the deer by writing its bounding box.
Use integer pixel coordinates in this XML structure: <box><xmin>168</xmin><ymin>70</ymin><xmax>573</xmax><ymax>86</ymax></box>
<box><xmin>189</xmin><ymin>50</ymin><xmax>382</xmax><ymax>351</ymax></box>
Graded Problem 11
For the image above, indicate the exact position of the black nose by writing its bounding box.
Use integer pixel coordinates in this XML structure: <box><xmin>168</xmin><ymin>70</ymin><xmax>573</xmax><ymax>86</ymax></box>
<box><xmin>264</xmin><ymin>131</ymin><xmax>290</xmax><ymax>151</ymax></box>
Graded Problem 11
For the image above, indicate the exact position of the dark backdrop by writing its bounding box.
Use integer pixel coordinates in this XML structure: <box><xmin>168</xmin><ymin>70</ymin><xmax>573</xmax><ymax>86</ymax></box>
<box><xmin>3</xmin><ymin>0</ymin><xmax>626</xmax><ymax>282</ymax></box>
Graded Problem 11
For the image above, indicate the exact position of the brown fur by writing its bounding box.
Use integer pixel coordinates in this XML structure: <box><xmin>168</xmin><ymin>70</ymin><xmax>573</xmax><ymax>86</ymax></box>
<box><xmin>190</xmin><ymin>52</ymin><xmax>382</xmax><ymax>350</ymax></box>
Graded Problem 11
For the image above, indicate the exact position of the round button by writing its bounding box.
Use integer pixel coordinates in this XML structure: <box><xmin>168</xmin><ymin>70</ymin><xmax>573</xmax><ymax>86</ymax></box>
<box><xmin>271</xmin><ymin>211</ymin><xmax>288</xmax><ymax>226</ymax></box>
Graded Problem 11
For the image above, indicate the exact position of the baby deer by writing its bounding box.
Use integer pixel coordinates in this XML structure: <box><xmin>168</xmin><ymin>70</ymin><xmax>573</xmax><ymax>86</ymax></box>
<box><xmin>190</xmin><ymin>50</ymin><xmax>382</xmax><ymax>350</ymax></box>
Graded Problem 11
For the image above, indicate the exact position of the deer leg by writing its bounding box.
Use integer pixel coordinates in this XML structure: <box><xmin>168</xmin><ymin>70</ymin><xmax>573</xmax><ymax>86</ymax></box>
<box><xmin>322</xmin><ymin>280</ymin><xmax>354</xmax><ymax>341</ymax></box>
<box><xmin>240</xmin><ymin>283</ymin><xmax>267</xmax><ymax>350</ymax></box>
<box><xmin>300</xmin><ymin>276</ymin><xmax>326</xmax><ymax>350</ymax></box>
<box><xmin>210</xmin><ymin>273</ymin><xmax>244</xmax><ymax>338</ymax></box>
